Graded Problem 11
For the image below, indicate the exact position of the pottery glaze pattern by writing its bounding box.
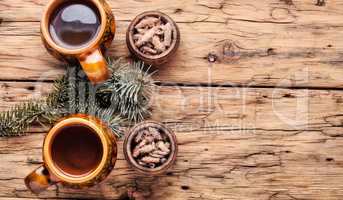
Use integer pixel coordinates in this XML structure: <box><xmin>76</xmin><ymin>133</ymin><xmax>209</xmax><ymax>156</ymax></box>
<box><xmin>24</xmin><ymin>114</ymin><xmax>118</xmax><ymax>193</ymax></box>
<box><xmin>41</xmin><ymin>0</ymin><xmax>116</xmax><ymax>84</ymax></box>
<box><xmin>99</xmin><ymin>0</ymin><xmax>115</xmax><ymax>49</ymax></box>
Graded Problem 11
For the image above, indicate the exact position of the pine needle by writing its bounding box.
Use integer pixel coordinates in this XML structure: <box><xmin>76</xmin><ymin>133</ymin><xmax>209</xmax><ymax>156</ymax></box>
<box><xmin>0</xmin><ymin>101</ymin><xmax>56</xmax><ymax>136</ymax></box>
<box><xmin>99</xmin><ymin>59</ymin><xmax>155</xmax><ymax>122</ymax></box>
<box><xmin>0</xmin><ymin>57</ymin><xmax>154</xmax><ymax>137</ymax></box>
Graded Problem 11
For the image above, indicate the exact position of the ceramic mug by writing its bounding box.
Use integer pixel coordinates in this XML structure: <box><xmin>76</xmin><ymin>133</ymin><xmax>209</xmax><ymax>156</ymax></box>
<box><xmin>41</xmin><ymin>0</ymin><xmax>116</xmax><ymax>84</ymax></box>
<box><xmin>24</xmin><ymin>114</ymin><xmax>117</xmax><ymax>194</ymax></box>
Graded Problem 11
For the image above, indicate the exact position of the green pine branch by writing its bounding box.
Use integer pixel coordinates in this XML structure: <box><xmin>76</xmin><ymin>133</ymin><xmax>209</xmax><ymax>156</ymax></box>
<box><xmin>0</xmin><ymin>58</ymin><xmax>155</xmax><ymax>137</ymax></box>
<box><xmin>0</xmin><ymin>101</ymin><xmax>57</xmax><ymax>136</ymax></box>
<box><xmin>99</xmin><ymin>58</ymin><xmax>155</xmax><ymax>122</ymax></box>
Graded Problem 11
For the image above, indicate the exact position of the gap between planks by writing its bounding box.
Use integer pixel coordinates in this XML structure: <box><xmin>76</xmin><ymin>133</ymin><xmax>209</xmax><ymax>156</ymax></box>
<box><xmin>1</xmin><ymin>80</ymin><xmax>343</xmax><ymax>92</ymax></box>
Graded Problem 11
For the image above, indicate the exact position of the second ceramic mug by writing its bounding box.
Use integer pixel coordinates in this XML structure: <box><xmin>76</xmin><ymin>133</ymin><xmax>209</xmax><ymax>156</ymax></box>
<box><xmin>41</xmin><ymin>0</ymin><xmax>116</xmax><ymax>84</ymax></box>
<box><xmin>24</xmin><ymin>114</ymin><xmax>117</xmax><ymax>194</ymax></box>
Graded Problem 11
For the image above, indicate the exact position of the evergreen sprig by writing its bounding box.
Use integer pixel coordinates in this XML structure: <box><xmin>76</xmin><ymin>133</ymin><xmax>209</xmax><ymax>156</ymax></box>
<box><xmin>0</xmin><ymin>101</ymin><xmax>57</xmax><ymax>136</ymax></box>
<box><xmin>99</xmin><ymin>58</ymin><xmax>155</xmax><ymax>122</ymax></box>
<box><xmin>0</xmin><ymin>58</ymin><xmax>155</xmax><ymax>137</ymax></box>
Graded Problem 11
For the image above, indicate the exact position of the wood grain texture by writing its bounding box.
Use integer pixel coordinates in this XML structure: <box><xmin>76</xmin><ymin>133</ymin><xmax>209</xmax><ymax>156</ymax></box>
<box><xmin>1</xmin><ymin>82</ymin><xmax>343</xmax><ymax>199</ymax></box>
<box><xmin>2</xmin><ymin>81</ymin><xmax>343</xmax><ymax>132</ymax></box>
<box><xmin>1</xmin><ymin>0</ymin><xmax>343</xmax><ymax>87</ymax></box>
<box><xmin>2</xmin><ymin>130</ymin><xmax>343</xmax><ymax>200</ymax></box>
<box><xmin>1</xmin><ymin>0</ymin><xmax>343</xmax><ymax>199</ymax></box>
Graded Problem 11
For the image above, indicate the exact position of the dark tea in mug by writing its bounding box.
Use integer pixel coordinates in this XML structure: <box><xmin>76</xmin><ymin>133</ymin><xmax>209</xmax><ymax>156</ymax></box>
<box><xmin>49</xmin><ymin>0</ymin><xmax>101</xmax><ymax>49</ymax></box>
<box><xmin>51</xmin><ymin>125</ymin><xmax>103</xmax><ymax>176</ymax></box>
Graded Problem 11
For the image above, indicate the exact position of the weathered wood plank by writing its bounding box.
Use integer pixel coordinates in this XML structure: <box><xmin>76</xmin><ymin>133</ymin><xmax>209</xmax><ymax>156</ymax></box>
<box><xmin>1</xmin><ymin>0</ymin><xmax>343</xmax><ymax>23</ymax></box>
<box><xmin>2</xmin><ymin>81</ymin><xmax>343</xmax><ymax>133</ymax></box>
<box><xmin>1</xmin><ymin>21</ymin><xmax>343</xmax><ymax>88</ymax></box>
<box><xmin>1</xmin><ymin>1</ymin><xmax>343</xmax><ymax>87</ymax></box>
<box><xmin>0</xmin><ymin>129</ymin><xmax>343</xmax><ymax>200</ymax></box>
<box><xmin>1</xmin><ymin>83</ymin><xmax>343</xmax><ymax>199</ymax></box>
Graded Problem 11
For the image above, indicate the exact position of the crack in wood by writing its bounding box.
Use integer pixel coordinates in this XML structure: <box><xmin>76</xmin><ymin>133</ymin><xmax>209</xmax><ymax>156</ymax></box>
<box><xmin>280</xmin><ymin>0</ymin><xmax>294</xmax><ymax>5</ymax></box>
<box><xmin>196</xmin><ymin>0</ymin><xmax>225</xmax><ymax>10</ymax></box>
<box><xmin>268</xmin><ymin>191</ymin><xmax>299</xmax><ymax>200</ymax></box>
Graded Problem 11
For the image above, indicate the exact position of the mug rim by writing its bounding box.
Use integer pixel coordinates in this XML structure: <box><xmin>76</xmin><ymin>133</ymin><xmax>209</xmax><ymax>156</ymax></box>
<box><xmin>41</xmin><ymin>0</ymin><xmax>107</xmax><ymax>55</ymax></box>
<box><xmin>43</xmin><ymin>115</ymin><xmax>109</xmax><ymax>183</ymax></box>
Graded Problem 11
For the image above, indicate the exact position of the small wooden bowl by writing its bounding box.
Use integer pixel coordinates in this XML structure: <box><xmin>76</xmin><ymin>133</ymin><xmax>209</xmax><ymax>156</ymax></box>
<box><xmin>126</xmin><ymin>11</ymin><xmax>180</xmax><ymax>66</ymax></box>
<box><xmin>123</xmin><ymin>121</ymin><xmax>178</xmax><ymax>175</ymax></box>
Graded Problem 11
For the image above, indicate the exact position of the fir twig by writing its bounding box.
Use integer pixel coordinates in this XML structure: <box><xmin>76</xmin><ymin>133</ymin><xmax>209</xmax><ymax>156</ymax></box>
<box><xmin>0</xmin><ymin>57</ymin><xmax>155</xmax><ymax>137</ymax></box>
<box><xmin>0</xmin><ymin>101</ymin><xmax>56</xmax><ymax>136</ymax></box>
<box><xmin>99</xmin><ymin>58</ymin><xmax>155</xmax><ymax>122</ymax></box>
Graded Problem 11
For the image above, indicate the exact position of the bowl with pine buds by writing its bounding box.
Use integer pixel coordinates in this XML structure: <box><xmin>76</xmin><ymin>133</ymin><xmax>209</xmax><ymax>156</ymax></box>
<box><xmin>123</xmin><ymin>121</ymin><xmax>178</xmax><ymax>175</ymax></box>
<box><xmin>126</xmin><ymin>11</ymin><xmax>180</xmax><ymax>66</ymax></box>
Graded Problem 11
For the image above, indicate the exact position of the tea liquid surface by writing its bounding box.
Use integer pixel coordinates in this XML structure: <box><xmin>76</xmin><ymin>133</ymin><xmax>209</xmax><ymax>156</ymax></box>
<box><xmin>51</xmin><ymin>125</ymin><xmax>103</xmax><ymax>176</ymax></box>
<box><xmin>49</xmin><ymin>0</ymin><xmax>101</xmax><ymax>49</ymax></box>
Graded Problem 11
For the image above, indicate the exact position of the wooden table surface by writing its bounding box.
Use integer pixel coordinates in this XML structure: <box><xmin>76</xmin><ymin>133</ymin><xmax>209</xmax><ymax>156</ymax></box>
<box><xmin>1</xmin><ymin>0</ymin><xmax>343</xmax><ymax>199</ymax></box>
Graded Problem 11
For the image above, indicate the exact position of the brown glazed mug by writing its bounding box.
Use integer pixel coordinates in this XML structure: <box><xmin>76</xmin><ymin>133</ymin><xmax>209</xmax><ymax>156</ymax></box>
<box><xmin>41</xmin><ymin>0</ymin><xmax>116</xmax><ymax>84</ymax></box>
<box><xmin>24</xmin><ymin>114</ymin><xmax>117</xmax><ymax>194</ymax></box>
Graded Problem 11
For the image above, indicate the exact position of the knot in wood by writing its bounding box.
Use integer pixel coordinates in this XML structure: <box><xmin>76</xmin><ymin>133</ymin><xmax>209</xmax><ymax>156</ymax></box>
<box><xmin>222</xmin><ymin>41</ymin><xmax>240</xmax><ymax>62</ymax></box>
<box><xmin>270</xmin><ymin>7</ymin><xmax>293</xmax><ymax>21</ymax></box>
<box><xmin>207</xmin><ymin>52</ymin><xmax>217</xmax><ymax>63</ymax></box>
<box><xmin>316</xmin><ymin>0</ymin><xmax>325</xmax><ymax>6</ymax></box>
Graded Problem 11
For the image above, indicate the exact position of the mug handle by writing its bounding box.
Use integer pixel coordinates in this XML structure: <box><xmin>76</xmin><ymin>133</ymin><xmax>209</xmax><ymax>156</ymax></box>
<box><xmin>78</xmin><ymin>48</ymin><xmax>110</xmax><ymax>85</ymax></box>
<box><xmin>24</xmin><ymin>165</ymin><xmax>57</xmax><ymax>194</ymax></box>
